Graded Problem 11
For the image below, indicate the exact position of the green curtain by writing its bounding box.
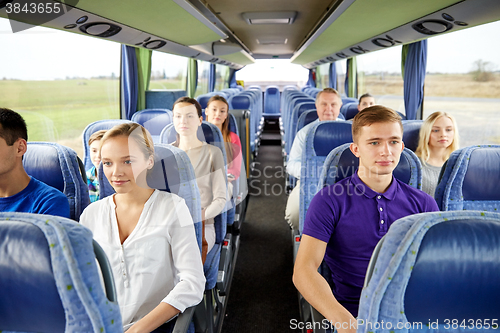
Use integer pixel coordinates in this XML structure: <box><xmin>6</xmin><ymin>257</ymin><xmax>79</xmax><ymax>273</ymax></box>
<box><xmin>347</xmin><ymin>57</ymin><xmax>357</xmax><ymax>98</ymax></box>
<box><xmin>401</xmin><ymin>44</ymin><xmax>409</xmax><ymax>78</ymax></box>
<box><xmin>135</xmin><ymin>47</ymin><xmax>152</xmax><ymax>111</ymax></box>
<box><xmin>187</xmin><ymin>58</ymin><xmax>198</xmax><ymax>98</ymax></box>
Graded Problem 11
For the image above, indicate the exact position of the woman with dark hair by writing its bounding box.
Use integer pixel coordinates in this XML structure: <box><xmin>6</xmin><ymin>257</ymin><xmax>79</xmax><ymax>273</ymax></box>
<box><xmin>205</xmin><ymin>95</ymin><xmax>242</xmax><ymax>182</ymax></box>
<box><xmin>171</xmin><ymin>97</ymin><xmax>227</xmax><ymax>262</ymax></box>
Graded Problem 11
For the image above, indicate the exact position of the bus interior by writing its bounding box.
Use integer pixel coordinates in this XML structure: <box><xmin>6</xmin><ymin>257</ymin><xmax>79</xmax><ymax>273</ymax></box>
<box><xmin>1</xmin><ymin>0</ymin><xmax>500</xmax><ymax>332</ymax></box>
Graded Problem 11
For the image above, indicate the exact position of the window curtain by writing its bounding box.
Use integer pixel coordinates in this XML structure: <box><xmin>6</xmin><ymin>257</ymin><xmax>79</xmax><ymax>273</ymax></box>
<box><xmin>228</xmin><ymin>68</ymin><xmax>239</xmax><ymax>88</ymax></box>
<box><xmin>306</xmin><ymin>68</ymin><xmax>317</xmax><ymax>87</ymax></box>
<box><xmin>402</xmin><ymin>40</ymin><xmax>428</xmax><ymax>120</ymax></box>
<box><xmin>187</xmin><ymin>58</ymin><xmax>198</xmax><ymax>98</ymax></box>
<box><xmin>120</xmin><ymin>45</ymin><xmax>138</xmax><ymax>120</ymax></box>
<box><xmin>329</xmin><ymin>62</ymin><xmax>337</xmax><ymax>90</ymax></box>
<box><xmin>344</xmin><ymin>57</ymin><xmax>358</xmax><ymax>98</ymax></box>
<box><xmin>135</xmin><ymin>47</ymin><xmax>152</xmax><ymax>112</ymax></box>
<box><xmin>209</xmin><ymin>63</ymin><xmax>216</xmax><ymax>92</ymax></box>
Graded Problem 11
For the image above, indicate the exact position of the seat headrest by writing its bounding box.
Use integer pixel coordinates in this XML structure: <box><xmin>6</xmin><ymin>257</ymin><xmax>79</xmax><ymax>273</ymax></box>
<box><xmin>295</xmin><ymin>102</ymin><xmax>316</xmax><ymax>114</ymax></box>
<box><xmin>0</xmin><ymin>221</ymin><xmax>65</xmax><ymax>332</ymax></box>
<box><xmin>312</xmin><ymin>122</ymin><xmax>353</xmax><ymax>156</ymax></box>
<box><xmin>463</xmin><ymin>147</ymin><xmax>500</xmax><ymax>201</ymax></box>
<box><xmin>230</xmin><ymin>95</ymin><xmax>251</xmax><ymax>109</ymax></box>
<box><xmin>146</xmin><ymin>145</ymin><xmax>181</xmax><ymax>193</ymax></box>
<box><xmin>131</xmin><ymin>110</ymin><xmax>172</xmax><ymax>136</ymax></box>
<box><xmin>23</xmin><ymin>144</ymin><xmax>64</xmax><ymax>192</ymax></box>
<box><xmin>266</xmin><ymin>87</ymin><xmax>279</xmax><ymax>94</ymax></box>
<box><xmin>405</xmin><ymin>218</ymin><xmax>500</xmax><ymax>322</ymax></box>
<box><xmin>160</xmin><ymin>122</ymin><xmax>220</xmax><ymax>146</ymax></box>
<box><xmin>303</xmin><ymin>110</ymin><xmax>318</xmax><ymax>126</ymax></box>
<box><xmin>344</xmin><ymin>103</ymin><xmax>359</xmax><ymax>120</ymax></box>
<box><xmin>324</xmin><ymin>145</ymin><xmax>413</xmax><ymax>185</ymax></box>
<box><xmin>402</xmin><ymin>120</ymin><xmax>423</xmax><ymax>152</ymax></box>
<box><xmin>197</xmin><ymin>95</ymin><xmax>213</xmax><ymax>109</ymax></box>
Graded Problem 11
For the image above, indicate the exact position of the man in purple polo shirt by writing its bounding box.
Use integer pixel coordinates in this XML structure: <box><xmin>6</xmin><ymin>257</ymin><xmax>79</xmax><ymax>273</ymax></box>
<box><xmin>293</xmin><ymin>105</ymin><xmax>438</xmax><ymax>332</ymax></box>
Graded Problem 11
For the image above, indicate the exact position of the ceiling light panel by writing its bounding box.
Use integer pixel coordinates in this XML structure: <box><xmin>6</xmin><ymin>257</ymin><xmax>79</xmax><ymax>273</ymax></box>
<box><xmin>242</xmin><ymin>11</ymin><xmax>297</xmax><ymax>25</ymax></box>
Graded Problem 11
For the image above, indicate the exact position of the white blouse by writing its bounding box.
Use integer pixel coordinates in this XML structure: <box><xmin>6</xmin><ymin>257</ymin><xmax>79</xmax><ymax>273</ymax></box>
<box><xmin>80</xmin><ymin>189</ymin><xmax>205</xmax><ymax>329</ymax></box>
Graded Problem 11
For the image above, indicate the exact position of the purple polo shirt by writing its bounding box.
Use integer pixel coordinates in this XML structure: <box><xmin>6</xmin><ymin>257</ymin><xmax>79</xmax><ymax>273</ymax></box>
<box><xmin>303</xmin><ymin>171</ymin><xmax>439</xmax><ymax>317</ymax></box>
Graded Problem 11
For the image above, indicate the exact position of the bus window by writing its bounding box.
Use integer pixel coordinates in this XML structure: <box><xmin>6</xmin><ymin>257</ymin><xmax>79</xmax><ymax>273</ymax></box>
<box><xmin>236</xmin><ymin>59</ymin><xmax>308</xmax><ymax>89</ymax></box>
<box><xmin>195</xmin><ymin>60</ymin><xmax>210</xmax><ymax>97</ymax></box>
<box><xmin>424</xmin><ymin>20</ymin><xmax>500</xmax><ymax>147</ymax></box>
<box><xmin>357</xmin><ymin>46</ymin><xmax>405</xmax><ymax>114</ymax></box>
<box><xmin>316</xmin><ymin>63</ymin><xmax>329</xmax><ymax>89</ymax></box>
<box><xmin>336</xmin><ymin>59</ymin><xmax>347</xmax><ymax>97</ymax></box>
<box><xmin>215</xmin><ymin>64</ymin><xmax>229</xmax><ymax>91</ymax></box>
<box><xmin>0</xmin><ymin>17</ymin><xmax>119</xmax><ymax>157</ymax></box>
<box><xmin>149</xmin><ymin>51</ymin><xmax>188</xmax><ymax>90</ymax></box>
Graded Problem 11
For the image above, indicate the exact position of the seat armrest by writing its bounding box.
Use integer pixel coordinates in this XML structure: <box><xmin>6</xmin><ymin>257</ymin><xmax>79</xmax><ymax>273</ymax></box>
<box><xmin>172</xmin><ymin>306</ymin><xmax>196</xmax><ymax>333</ymax></box>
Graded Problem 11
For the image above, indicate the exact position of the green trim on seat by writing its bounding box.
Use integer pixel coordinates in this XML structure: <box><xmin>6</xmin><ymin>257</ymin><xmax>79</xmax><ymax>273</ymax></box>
<box><xmin>74</xmin><ymin>0</ymin><xmax>221</xmax><ymax>46</ymax></box>
<box><xmin>292</xmin><ymin>0</ymin><xmax>461</xmax><ymax>65</ymax></box>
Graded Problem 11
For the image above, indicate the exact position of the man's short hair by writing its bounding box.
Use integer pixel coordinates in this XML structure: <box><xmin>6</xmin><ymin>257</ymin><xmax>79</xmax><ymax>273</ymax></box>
<box><xmin>352</xmin><ymin>105</ymin><xmax>403</xmax><ymax>143</ymax></box>
<box><xmin>0</xmin><ymin>108</ymin><xmax>28</xmax><ymax>145</ymax></box>
<box><xmin>315</xmin><ymin>87</ymin><xmax>341</xmax><ymax>103</ymax></box>
<box><xmin>358</xmin><ymin>93</ymin><xmax>373</xmax><ymax>105</ymax></box>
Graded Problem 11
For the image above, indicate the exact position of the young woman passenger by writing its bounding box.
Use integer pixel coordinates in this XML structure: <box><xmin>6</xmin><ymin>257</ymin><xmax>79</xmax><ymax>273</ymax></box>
<box><xmin>171</xmin><ymin>97</ymin><xmax>227</xmax><ymax>261</ymax></box>
<box><xmin>415</xmin><ymin>111</ymin><xmax>459</xmax><ymax>197</ymax></box>
<box><xmin>205</xmin><ymin>95</ymin><xmax>242</xmax><ymax>196</ymax></box>
<box><xmin>80</xmin><ymin>123</ymin><xmax>205</xmax><ymax>333</ymax></box>
<box><xmin>86</xmin><ymin>130</ymin><xmax>107</xmax><ymax>202</ymax></box>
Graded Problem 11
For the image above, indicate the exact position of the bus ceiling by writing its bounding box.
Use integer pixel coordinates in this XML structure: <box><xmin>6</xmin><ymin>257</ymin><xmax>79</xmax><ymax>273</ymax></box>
<box><xmin>1</xmin><ymin>0</ymin><xmax>499</xmax><ymax>69</ymax></box>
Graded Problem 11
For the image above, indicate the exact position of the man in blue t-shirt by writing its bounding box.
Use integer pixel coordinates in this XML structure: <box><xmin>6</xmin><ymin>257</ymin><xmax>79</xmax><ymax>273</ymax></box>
<box><xmin>0</xmin><ymin>108</ymin><xmax>70</xmax><ymax>218</ymax></box>
<box><xmin>293</xmin><ymin>105</ymin><xmax>438</xmax><ymax>333</ymax></box>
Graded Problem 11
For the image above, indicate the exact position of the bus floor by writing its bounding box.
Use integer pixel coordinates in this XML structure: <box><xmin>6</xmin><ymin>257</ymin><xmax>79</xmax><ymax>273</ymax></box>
<box><xmin>221</xmin><ymin>121</ymin><xmax>300</xmax><ymax>332</ymax></box>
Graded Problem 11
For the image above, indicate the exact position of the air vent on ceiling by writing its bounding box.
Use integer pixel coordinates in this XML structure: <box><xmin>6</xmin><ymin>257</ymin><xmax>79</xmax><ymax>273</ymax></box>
<box><xmin>242</xmin><ymin>11</ymin><xmax>297</xmax><ymax>25</ymax></box>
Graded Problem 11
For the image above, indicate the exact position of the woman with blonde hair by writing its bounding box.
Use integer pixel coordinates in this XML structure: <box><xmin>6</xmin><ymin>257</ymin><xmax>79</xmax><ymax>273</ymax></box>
<box><xmin>80</xmin><ymin>123</ymin><xmax>205</xmax><ymax>333</ymax></box>
<box><xmin>171</xmin><ymin>97</ymin><xmax>227</xmax><ymax>262</ymax></box>
<box><xmin>416</xmin><ymin>111</ymin><xmax>459</xmax><ymax>196</ymax></box>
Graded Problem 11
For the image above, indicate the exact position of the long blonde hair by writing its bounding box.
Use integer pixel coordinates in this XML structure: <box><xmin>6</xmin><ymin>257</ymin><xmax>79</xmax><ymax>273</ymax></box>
<box><xmin>415</xmin><ymin>111</ymin><xmax>459</xmax><ymax>162</ymax></box>
<box><xmin>207</xmin><ymin>95</ymin><xmax>233</xmax><ymax>162</ymax></box>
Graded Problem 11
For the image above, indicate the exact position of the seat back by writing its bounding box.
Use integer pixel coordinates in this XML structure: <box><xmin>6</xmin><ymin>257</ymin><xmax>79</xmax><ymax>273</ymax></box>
<box><xmin>402</xmin><ymin>120</ymin><xmax>423</xmax><ymax>152</ymax></box>
<box><xmin>82</xmin><ymin>119</ymin><xmax>134</xmax><ymax>171</ymax></box>
<box><xmin>358</xmin><ymin>210</ymin><xmax>500</xmax><ymax>332</ymax></box>
<box><xmin>264</xmin><ymin>85</ymin><xmax>280</xmax><ymax>116</ymax></box>
<box><xmin>342</xmin><ymin>102</ymin><xmax>359</xmax><ymax>120</ymax></box>
<box><xmin>297</xmin><ymin>110</ymin><xmax>319</xmax><ymax>133</ymax></box>
<box><xmin>0</xmin><ymin>212</ymin><xmax>121</xmax><ymax>333</ymax></box>
<box><xmin>435</xmin><ymin>145</ymin><xmax>500</xmax><ymax>211</ymax></box>
<box><xmin>23</xmin><ymin>142</ymin><xmax>89</xmax><ymax>221</ymax></box>
<box><xmin>299</xmin><ymin>121</ymin><xmax>353</xmax><ymax>232</ymax></box>
<box><xmin>131</xmin><ymin>109</ymin><xmax>172</xmax><ymax>143</ymax></box>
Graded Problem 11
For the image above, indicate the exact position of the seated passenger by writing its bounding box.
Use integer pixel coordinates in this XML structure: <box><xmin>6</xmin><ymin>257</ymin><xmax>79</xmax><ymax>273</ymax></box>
<box><xmin>80</xmin><ymin>123</ymin><xmax>205</xmax><ymax>333</ymax></box>
<box><xmin>293</xmin><ymin>106</ymin><xmax>439</xmax><ymax>332</ymax></box>
<box><xmin>358</xmin><ymin>93</ymin><xmax>375</xmax><ymax>112</ymax></box>
<box><xmin>86</xmin><ymin>130</ymin><xmax>106</xmax><ymax>202</ymax></box>
<box><xmin>171</xmin><ymin>97</ymin><xmax>227</xmax><ymax>262</ymax></box>
<box><xmin>0</xmin><ymin>108</ymin><xmax>70</xmax><ymax>218</ymax></box>
<box><xmin>416</xmin><ymin>111</ymin><xmax>459</xmax><ymax>197</ymax></box>
<box><xmin>285</xmin><ymin>87</ymin><xmax>343</xmax><ymax>230</ymax></box>
<box><xmin>205</xmin><ymin>95</ymin><xmax>242</xmax><ymax>195</ymax></box>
